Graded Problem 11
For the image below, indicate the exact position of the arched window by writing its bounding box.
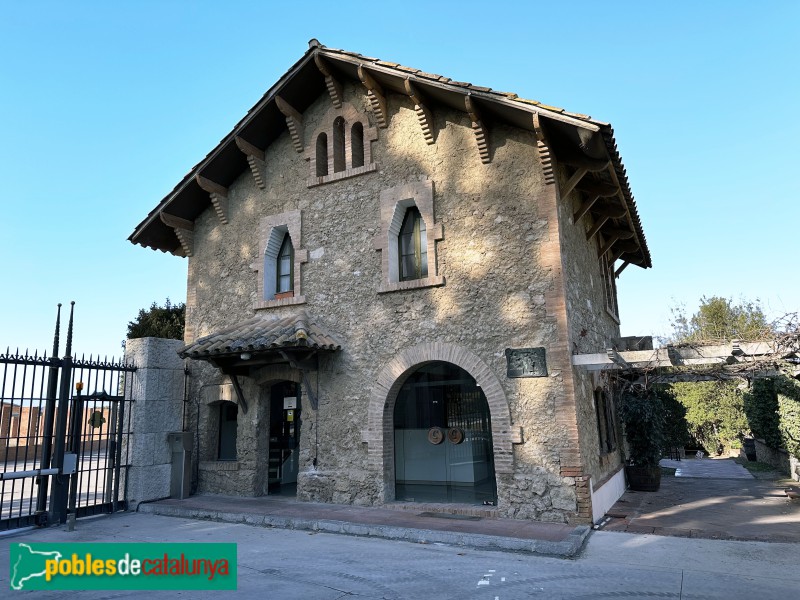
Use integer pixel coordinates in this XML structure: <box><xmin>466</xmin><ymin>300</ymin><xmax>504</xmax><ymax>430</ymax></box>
<box><xmin>351</xmin><ymin>122</ymin><xmax>364</xmax><ymax>168</ymax></box>
<box><xmin>316</xmin><ymin>133</ymin><xmax>328</xmax><ymax>177</ymax></box>
<box><xmin>398</xmin><ymin>207</ymin><xmax>428</xmax><ymax>281</ymax></box>
<box><xmin>277</xmin><ymin>233</ymin><xmax>294</xmax><ymax>294</ymax></box>
<box><xmin>333</xmin><ymin>117</ymin><xmax>346</xmax><ymax>173</ymax></box>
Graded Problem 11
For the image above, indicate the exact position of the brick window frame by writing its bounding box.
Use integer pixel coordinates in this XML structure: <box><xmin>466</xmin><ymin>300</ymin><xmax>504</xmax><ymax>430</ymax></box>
<box><xmin>305</xmin><ymin>103</ymin><xmax>378</xmax><ymax>187</ymax></box>
<box><xmin>373</xmin><ymin>180</ymin><xmax>445</xmax><ymax>294</ymax></box>
<box><xmin>252</xmin><ymin>210</ymin><xmax>308</xmax><ymax>309</ymax></box>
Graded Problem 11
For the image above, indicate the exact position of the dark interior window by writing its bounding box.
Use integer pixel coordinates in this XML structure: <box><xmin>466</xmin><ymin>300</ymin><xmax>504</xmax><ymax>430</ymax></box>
<box><xmin>398</xmin><ymin>207</ymin><xmax>428</xmax><ymax>281</ymax></box>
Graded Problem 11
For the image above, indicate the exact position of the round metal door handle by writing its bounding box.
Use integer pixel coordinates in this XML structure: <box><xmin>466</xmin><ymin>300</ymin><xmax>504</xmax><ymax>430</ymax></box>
<box><xmin>427</xmin><ymin>427</ymin><xmax>444</xmax><ymax>445</ymax></box>
<box><xmin>447</xmin><ymin>427</ymin><xmax>464</xmax><ymax>444</ymax></box>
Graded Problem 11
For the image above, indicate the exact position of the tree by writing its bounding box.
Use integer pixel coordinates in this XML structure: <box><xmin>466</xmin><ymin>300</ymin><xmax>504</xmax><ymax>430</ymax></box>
<box><xmin>127</xmin><ymin>299</ymin><xmax>185</xmax><ymax>340</ymax></box>
<box><xmin>668</xmin><ymin>296</ymin><xmax>771</xmax><ymax>344</ymax></box>
<box><xmin>671</xmin><ymin>381</ymin><xmax>748</xmax><ymax>454</ymax></box>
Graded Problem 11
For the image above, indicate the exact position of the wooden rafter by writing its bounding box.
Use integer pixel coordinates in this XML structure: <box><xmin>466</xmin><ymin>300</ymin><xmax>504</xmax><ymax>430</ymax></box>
<box><xmin>314</xmin><ymin>55</ymin><xmax>343</xmax><ymax>108</ymax></box>
<box><xmin>357</xmin><ymin>65</ymin><xmax>388</xmax><ymax>128</ymax></box>
<box><xmin>404</xmin><ymin>78</ymin><xmax>435</xmax><ymax>144</ymax></box>
<box><xmin>614</xmin><ymin>260</ymin><xmax>630</xmax><ymax>278</ymax></box>
<box><xmin>561</xmin><ymin>167</ymin><xmax>588</xmax><ymax>198</ymax></box>
<box><xmin>160</xmin><ymin>212</ymin><xmax>194</xmax><ymax>257</ymax></box>
<box><xmin>275</xmin><ymin>95</ymin><xmax>305</xmax><ymax>153</ymax></box>
<box><xmin>234</xmin><ymin>136</ymin><xmax>267</xmax><ymax>190</ymax></box>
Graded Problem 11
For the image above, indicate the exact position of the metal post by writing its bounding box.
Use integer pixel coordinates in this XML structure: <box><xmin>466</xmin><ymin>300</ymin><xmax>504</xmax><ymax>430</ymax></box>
<box><xmin>112</xmin><ymin>394</ymin><xmax>126</xmax><ymax>512</ymax></box>
<box><xmin>49</xmin><ymin>302</ymin><xmax>74</xmax><ymax>525</ymax></box>
<box><xmin>35</xmin><ymin>304</ymin><xmax>62</xmax><ymax>520</ymax></box>
<box><xmin>66</xmin><ymin>383</ymin><xmax>84</xmax><ymax>530</ymax></box>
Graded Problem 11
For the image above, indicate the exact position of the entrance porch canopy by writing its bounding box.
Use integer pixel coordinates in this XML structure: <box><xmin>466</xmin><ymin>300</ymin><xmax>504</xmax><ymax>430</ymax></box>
<box><xmin>178</xmin><ymin>312</ymin><xmax>341</xmax><ymax>411</ymax></box>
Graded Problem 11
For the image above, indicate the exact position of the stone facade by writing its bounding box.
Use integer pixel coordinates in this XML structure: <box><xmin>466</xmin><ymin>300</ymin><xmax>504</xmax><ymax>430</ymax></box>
<box><xmin>131</xmin><ymin>44</ymin><xmax>651</xmax><ymax>524</ymax></box>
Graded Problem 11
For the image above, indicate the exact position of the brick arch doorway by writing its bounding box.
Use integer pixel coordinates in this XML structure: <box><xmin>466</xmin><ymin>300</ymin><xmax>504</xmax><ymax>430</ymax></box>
<box><xmin>394</xmin><ymin>361</ymin><xmax>497</xmax><ymax>504</ymax></box>
<box><xmin>367</xmin><ymin>343</ymin><xmax>514</xmax><ymax>504</ymax></box>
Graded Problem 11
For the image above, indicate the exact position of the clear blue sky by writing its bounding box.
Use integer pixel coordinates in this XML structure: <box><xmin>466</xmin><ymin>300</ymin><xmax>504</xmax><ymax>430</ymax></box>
<box><xmin>1</xmin><ymin>1</ymin><xmax>797</xmax><ymax>360</ymax></box>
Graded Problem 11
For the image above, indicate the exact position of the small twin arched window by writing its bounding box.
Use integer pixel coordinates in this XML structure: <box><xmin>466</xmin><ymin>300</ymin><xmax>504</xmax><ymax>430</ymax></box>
<box><xmin>309</xmin><ymin>107</ymin><xmax>373</xmax><ymax>186</ymax></box>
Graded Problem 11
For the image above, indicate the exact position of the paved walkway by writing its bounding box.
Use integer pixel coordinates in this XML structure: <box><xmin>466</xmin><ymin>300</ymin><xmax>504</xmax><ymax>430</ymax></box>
<box><xmin>137</xmin><ymin>494</ymin><xmax>590</xmax><ymax>557</ymax></box>
<box><xmin>602</xmin><ymin>458</ymin><xmax>800</xmax><ymax>541</ymax></box>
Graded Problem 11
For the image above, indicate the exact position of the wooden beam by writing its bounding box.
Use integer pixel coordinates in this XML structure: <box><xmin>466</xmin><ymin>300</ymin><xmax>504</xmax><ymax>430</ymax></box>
<box><xmin>563</xmin><ymin>155</ymin><xmax>610</xmax><ymax>171</ymax></box>
<box><xmin>590</xmin><ymin>201</ymin><xmax>628</xmax><ymax>219</ymax></box>
<box><xmin>598</xmin><ymin>233</ymin><xmax>622</xmax><ymax>258</ymax></box>
<box><xmin>575</xmin><ymin>179</ymin><xmax>619</xmax><ymax>197</ymax></box>
<box><xmin>614</xmin><ymin>261</ymin><xmax>629</xmax><ymax>278</ymax></box>
<box><xmin>404</xmin><ymin>78</ymin><xmax>435</xmax><ymax>144</ymax></box>
<box><xmin>314</xmin><ymin>54</ymin><xmax>343</xmax><ymax>108</ymax></box>
<box><xmin>573</xmin><ymin>195</ymin><xmax>599</xmax><ymax>223</ymax></box>
<box><xmin>235</xmin><ymin>136</ymin><xmax>267</xmax><ymax>190</ymax></box>
<box><xmin>465</xmin><ymin>95</ymin><xmax>490</xmax><ymax>164</ymax></box>
<box><xmin>274</xmin><ymin>95</ymin><xmax>305</xmax><ymax>153</ymax></box>
<box><xmin>357</xmin><ymin>65</ymin><xmax>388</xmax><ymax>128</ymax></box>
<box><xmin>585</xmin><ymin>215</ymin><xmax>609</xmax><ymax>240</ymax></box>
<box><xmin>532</xmin><ymin>112</ymin><xmax>555</xmax><ymax>184</ymax></box>
<box><xmin>159</xmin><ymin>212</ymin><xmax>194</xmax><ymax>231</ymax></box>
<box><xmin>195</xmin><ymin>174</ymin><xmax>227</xmax><ymax>197</ymax></box>
<box><xmin>561</xmin><ymin>167</ymin><xmax>588</xmax><ymax>198</ymax></box>
<box><xmin>234</xmin><ymin>136</ymin><xmax>265</xmax><ymax>161</ymax></box>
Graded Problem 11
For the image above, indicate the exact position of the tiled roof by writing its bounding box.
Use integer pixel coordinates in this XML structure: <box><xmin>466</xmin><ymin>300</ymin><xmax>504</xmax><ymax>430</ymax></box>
<box><xmin>179</xmin><ymin>312</ymin><xmax>341</xmax><ymax>360</ymax></box>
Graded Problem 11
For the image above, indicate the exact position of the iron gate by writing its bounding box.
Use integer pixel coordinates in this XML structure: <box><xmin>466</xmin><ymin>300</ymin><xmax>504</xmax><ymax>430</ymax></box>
<box><xmin>0</xmin><ymin>303</ymin><xmax>136</xmax><ymax>531</ymax></box>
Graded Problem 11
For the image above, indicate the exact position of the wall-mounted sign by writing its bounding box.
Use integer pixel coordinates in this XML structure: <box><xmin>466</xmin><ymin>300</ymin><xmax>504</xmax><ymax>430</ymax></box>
<box><xmin>505</xmin><ymin>347</ymin><xmax>548</xmax><ymax>378</ymax></box>
<box><xmin>283</xmin><ymin>397</ymin><xmax>297</xmax><ymax>410</ymax></box>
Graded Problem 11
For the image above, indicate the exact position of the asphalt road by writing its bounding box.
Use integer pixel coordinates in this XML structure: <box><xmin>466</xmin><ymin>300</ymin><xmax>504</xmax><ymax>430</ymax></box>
<box><xmin>2</xmin><ymin>512</ymin><xmax>798</xmax><ymax>599</ymax></box>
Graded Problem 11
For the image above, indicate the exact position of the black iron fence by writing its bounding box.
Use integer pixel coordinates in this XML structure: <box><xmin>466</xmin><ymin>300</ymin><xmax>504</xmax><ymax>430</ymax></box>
<box><xmin>0</xmin><ymin>303</ymin><xmax>136</xmax><ymax>531</ymax></box>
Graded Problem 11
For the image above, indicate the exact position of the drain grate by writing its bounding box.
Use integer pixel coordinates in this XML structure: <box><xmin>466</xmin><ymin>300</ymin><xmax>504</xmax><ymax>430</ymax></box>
<box><xmin>418</xmin><ymin>512</ymin><xmax>482</xmax><ymax>521</ymax></box>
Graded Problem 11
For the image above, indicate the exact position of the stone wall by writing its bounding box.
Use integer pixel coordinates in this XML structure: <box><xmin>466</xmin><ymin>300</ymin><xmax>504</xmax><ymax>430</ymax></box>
<box><xmin>754</xmin><ymin>438</ymin><xmax>800</xmax><ymax>482</ymax></box>
<box><xmin>182</xmin><ymin>82</ymin><xmax>610</xmax><ymax>523</ymax></box>
<box><xmin>124</xmin><ymin>337</ymin><xmax>185</xmax><ymax>509</ymax></box>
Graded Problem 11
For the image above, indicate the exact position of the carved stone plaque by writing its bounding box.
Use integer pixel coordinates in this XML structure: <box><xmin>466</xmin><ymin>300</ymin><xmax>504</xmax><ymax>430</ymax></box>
<box><xmin>505</xmin><ymin>347</ymin><xmax>547</xmax><ymax>378</ymax></box>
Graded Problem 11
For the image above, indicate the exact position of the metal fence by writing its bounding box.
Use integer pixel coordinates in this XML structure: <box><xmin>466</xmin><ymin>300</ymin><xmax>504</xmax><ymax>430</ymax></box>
<box><xmin>0</xmin><ymin>303</ymin><xmax>136</xmax><ymax>531</ymax></box>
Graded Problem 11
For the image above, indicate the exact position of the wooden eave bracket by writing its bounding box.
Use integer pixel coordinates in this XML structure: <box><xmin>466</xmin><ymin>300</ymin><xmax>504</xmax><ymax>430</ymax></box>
<box><xmin>404</xmin><ymin>79</ymin><xmax>435</xmax><ymax>144</ymax></box>
<box><xmin>275</xmin><ymin>95</ymin><xmax>305</xmax><ymax>153</ymax></box>
<box><xmin>357</xmin><ymin>65</ymin><xmax>388</xmax><ymax>128</ymax></box>
<box><xmin>227</xmin><ymin>371</ymin><xmax>249</xmax><ymax>415</ymax></box>
<box><xmin>614</xmin><ymin>261</ymin><xmax>630</xmax><ymax>278</ymax></box>
<box><xmin>314</xmin><ymin>55</ymin><xmax>343</xmax><ymax>108</ymax></box>
<box><xmin>532</xmin><ymin>112</ymin><xmax>554</xmax><ymax>184</ymax></box>
<box><xmin>465</xmin><ymin>95</ymin><xmax>491</xmax><ymax>164</ymax></box>
<box><xmin>160</xmin><ymin>212</ymin><xmax>194</xmax><ymax>257</ymax></box>
<box><xmin>598</xmin><ymin>228</ymin><xmax>634</xmax><ymax>258</ymax></box>
<box><xmin>562</xmin><ymin>167</ymin><xmax>588</xmax><ymax>199</ymax></box>
<box><xmin>235</xmin><ymin>136</ymin><xmax>267</xmax><ymax>190</ymax></box>
<box><xmin>195</xmin><ymin>174</ymin><xmax>229</xmax><ymax>225</ymax></box>
<box><xmin>278</xmin><ymin>350</ymin><xmax>320</xmax><ymax>410</ymax></box>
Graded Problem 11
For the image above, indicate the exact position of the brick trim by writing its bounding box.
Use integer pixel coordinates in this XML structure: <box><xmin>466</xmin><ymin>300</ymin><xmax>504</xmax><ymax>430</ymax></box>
<box><xmin>365</xmin><ymin>342</ymin><xmax>514</xmax><ymax>502</ymax></box>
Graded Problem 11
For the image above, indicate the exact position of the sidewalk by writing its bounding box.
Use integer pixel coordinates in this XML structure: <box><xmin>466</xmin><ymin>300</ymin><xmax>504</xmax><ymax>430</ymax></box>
<box><xmin>601</xmin><ymin>458</ymin><xmax>800</xmax><ymax>541</ymax></box>
<box><xmin>136</xmin><ymin>494</ymin><xmax>590</xmax><ymax>557</ymax></box>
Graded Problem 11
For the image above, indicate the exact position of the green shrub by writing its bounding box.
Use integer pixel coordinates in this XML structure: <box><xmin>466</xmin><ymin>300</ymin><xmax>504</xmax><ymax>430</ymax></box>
<box><xmin>743</xmin><ymin>377</ymin><xmax>781</xmax><ymax>448</ymax></box>
<box><xmin>776</xmin><ymin>376</ymin><xmax>800</xmax><ymax>460</ymax></box>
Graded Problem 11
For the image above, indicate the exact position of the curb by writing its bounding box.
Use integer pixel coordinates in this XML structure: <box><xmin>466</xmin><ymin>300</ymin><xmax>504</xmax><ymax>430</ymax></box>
<box><xmin>137</xmin><ymin>504</ymin><xmax>590</xmax><ymax>557</ymax></box>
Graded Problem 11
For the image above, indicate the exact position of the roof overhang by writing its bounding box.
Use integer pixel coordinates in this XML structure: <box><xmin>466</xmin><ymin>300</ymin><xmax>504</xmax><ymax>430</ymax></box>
<box><xmin>130</xmin><ymin>41</ymin><xmax>651</xmax><ymax>269</ymax></box>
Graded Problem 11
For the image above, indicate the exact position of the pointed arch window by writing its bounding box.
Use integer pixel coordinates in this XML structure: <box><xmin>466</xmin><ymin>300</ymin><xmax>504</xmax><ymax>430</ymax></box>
<box><xmin>398</xmin><ymin>207</ymin><xmax>428</xmax><ymax>281</ymax></box>
<box><xmin>277</xmin><ymin>233</ymin><xmax>294</xmax><ymax>294</ymax></box>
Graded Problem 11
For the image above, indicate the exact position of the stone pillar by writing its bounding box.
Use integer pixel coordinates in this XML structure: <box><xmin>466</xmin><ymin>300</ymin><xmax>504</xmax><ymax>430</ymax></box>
<box><xmin>124</xmin><ymin>337</ymin><xmax>185</xmax><ymax>510</ymax></box>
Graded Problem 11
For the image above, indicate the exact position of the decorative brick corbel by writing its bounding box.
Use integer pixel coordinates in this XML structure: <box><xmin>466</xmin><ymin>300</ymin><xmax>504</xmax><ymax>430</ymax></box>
<box><xmin>314</xmin><ymin>55</ymin><xmax>343</xmax><ymax>108</ymax></box>
<box><xmin>403</xmin><ymin>79</ymin><xmax>435</xmax><ymax>144</ymax></box>
<box><xmin>275</xmin><ymin>95</ymin><xmax>305</xmax><ymax>153</ymax></box>
<box><xmin>234</xmin><ymin>136</ymin><xmax>267</xmax><ymax>190</ymax></box>
<box><xmin>465</xmin><ymin>95</ymin><xmax>491</xmax><ymax>164</ymax></box>
<box><xmin>532</xmin><ymin>112</ymin><xmax>555</xmax><ymax>184</ymax></box>
<box><xmin>357</xmin><ymin>65</ymin><xmax>388</xmax><ymax>128</ymax></box>
<box><xmin>160</xmin><ymin>212</ymin><xmax>194</xmax><ymax>257</ymax></box>
<box><xmin>195</xmin><ymin>174</ymin><xmax>229</xmax><ymax>225</ymax></box>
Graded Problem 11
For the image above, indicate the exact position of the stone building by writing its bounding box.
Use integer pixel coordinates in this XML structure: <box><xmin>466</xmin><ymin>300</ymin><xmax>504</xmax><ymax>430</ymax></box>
<box><xmin>129</xmin><ymin>41</ymin><xmax>651</xmax><ymax>524</ymax></box>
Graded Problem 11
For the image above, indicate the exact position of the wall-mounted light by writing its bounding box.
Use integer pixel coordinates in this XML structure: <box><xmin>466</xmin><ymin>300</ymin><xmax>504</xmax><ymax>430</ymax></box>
<box><xmin>240</xmin><ymin>352</ymin><xmax>252</xmax><ymax>361</ymax></box>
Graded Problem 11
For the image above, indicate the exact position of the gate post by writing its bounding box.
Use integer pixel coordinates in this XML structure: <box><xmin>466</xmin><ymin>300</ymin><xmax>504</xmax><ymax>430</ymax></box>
<box><xmin>124</xmin><ymin>337</ymin><xmax>185</xmax><ymax>509</ymax></box>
